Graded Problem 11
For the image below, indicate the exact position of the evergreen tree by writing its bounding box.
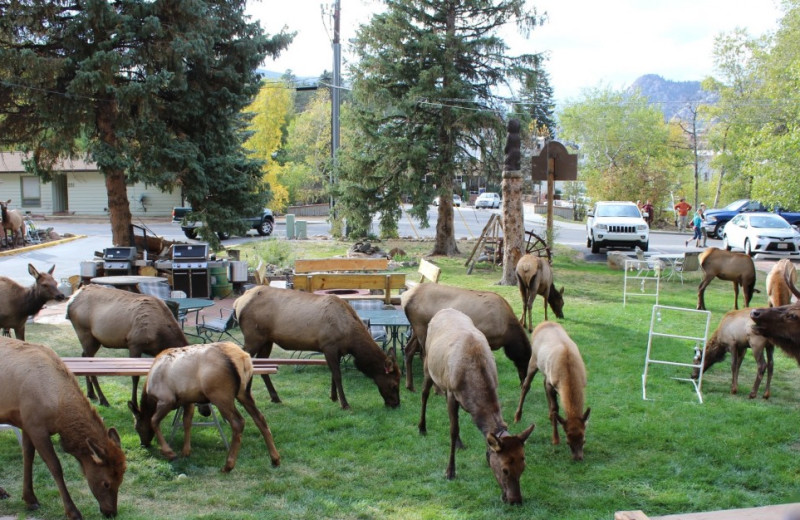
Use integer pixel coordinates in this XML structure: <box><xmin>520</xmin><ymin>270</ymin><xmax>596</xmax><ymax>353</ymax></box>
<box><xmin>343</xmin><ymin>0</ymin><xmax>543</xmax><ymax>254</ymax></box>
<box><xmin>0</xmin><ymin>0</ymin><xmax>292</xmax><ymax>246</ymax></box>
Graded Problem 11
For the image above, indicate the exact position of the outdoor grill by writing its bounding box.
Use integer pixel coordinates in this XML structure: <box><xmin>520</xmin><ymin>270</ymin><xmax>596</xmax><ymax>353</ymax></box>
<box><xmin>102</xmin><ymin>247</ymin><xmax>137</xmax><ymax>276</ymax></box>
<box><xmin>171</xmin><ymin>244</ymin><xmax>210</xmax><ymax>298</ymax></box>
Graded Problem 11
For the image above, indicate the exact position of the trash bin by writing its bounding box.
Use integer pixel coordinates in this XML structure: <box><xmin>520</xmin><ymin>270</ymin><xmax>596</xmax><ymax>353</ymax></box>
<box><xmin>285</xmin><ymin>214</ymin><xmax>295</xmax><ymax>239</ymax></box>
<box><xmin>295</xmin><ymin>220</ymin><xmax>307</xmax><ymax>239</ymax></box>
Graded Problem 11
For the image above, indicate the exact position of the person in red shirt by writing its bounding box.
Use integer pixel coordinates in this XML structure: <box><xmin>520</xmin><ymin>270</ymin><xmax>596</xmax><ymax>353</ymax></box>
<box><xmin>674</xmin><ymin>197</ymin><xmax>692</xmax><ymax>232</ymax></box>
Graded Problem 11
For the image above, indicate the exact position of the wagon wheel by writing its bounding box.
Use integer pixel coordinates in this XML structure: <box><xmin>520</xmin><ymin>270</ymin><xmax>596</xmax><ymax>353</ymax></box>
<box><xmin>524</xmin><ymin>230</ymin><xmax>552</xmax><ymax>264</ymax></box>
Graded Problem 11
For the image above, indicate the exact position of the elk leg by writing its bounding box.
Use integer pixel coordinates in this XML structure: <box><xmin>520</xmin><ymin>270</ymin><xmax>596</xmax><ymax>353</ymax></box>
<box><xmin>545</xmin><ymin>379</ymin><xmax>560</xmax><ymax>445</ymax></box>
<box><xmin>20</xmin><ymin>431</ymin><xmax>41</xmax><ymax>510</ymax></box>
<box><xmin>445</xmin><ymin>392</ymin><xmax>460</xmax><ymax>480</ymax></box>
<box><xmin>215</xmin><ymin>402</ymin><xmax>245</xmax><ymax>473</ymax></box>
<box><xmin>543</xmin><ymin>293</ymin><xmax>548</xmax><ymax>321</ymax></box>
<box><xmin>151</xmin><ymin>402</ymin><xmax>178</xmax><ymax>460</ymax></box>
<box><xmin>514</xmin><ymin>367</ymin><xmax>538</xmax><ymax>423</ymax></box>
<box><xmin>763</xmin><ymin>344</ymin><xmax>774</xmax><ymax>399</ymax></box>
<box><xmin>180</xmin><ymin>404</ymin><xmax>195</xmax><ymax>457</ymax></box>
<box><xmin>0</xmin><ymin>486</ymin><xmax>8</xmax><ymax>499</ymax></box>
<box><xmin>324</xmin><ymin>351</ymin><xmax>349</xmax><ymax>409</ymax></box>
<box><xmin>404</xmin><ymin>332</ymin><xmax>420</xmax><ymax>391</ymax></box>
<box><xmin>730</xmin><ymin>346</ymin><xmax>743</xmax><ymax>394</ymax></box>
<box><xmin>696</xmin><ymin>275</ymin><xmax>714</xmax><ymax>310</ymax></box>
<box><xmin>732</xmin><ymin>282</ymin><xmax>740</xmax><ymax>310</ymax></box>
<box><xmin>24</xmin><ymin>430</ymin><xmax>81</xmax><ymax>520</ymax></box>
<box><xmin>238</xmin><ymin>385</ymin><xmax>280</xmax><ymax>466</ymax></box>
<box><xmin>254</xmin><ymin>342</ymin><xmax>281</xmax><ymax>403</ymax></box>
<box><xmin>418</xmin><ymin>372</ymin><xmax>435</xmax><ymax>435</ymax></box>
<box><xmin>90</xmin><ymin>375</ymin><xmax>110</xmax><ymax>407</ymax></box>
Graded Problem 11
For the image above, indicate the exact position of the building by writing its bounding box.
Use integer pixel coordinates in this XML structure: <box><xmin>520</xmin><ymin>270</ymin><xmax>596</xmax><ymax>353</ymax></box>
<box><xmin>0</xmin><ymin>152</ymin><xmax>180</xmax><ymax>217</ymax></box>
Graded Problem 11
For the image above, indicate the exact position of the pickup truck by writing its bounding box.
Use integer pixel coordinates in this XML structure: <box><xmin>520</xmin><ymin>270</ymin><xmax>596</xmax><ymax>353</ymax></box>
<box><xmin>172</xmin><ymin>206</ymin><xmax>275</xmax><ymax>240</ymax></box>
<box><xmin>703</xmin><ymin>199</ymin><xmax>800</xmax><ymax>239</ymax></box>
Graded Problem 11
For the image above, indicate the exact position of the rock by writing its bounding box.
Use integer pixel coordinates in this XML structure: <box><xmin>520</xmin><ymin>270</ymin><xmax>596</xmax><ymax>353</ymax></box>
<box><xmin>607</xmin><ymin>251</ymin><xmax>631</xmax><ymax>271</ymax></box>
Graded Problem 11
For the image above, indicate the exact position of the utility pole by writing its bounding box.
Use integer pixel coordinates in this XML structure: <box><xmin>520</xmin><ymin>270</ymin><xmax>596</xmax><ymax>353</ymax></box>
<box><xmin>330</xmin><ymin>0</ymin><xmax>341</xmax><ymax>222</ymax></box>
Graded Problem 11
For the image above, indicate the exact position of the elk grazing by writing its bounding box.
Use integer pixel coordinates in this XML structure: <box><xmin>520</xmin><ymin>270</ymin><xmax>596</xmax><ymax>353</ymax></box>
<box><xmin>515</xmin><ymin>253</ymin><xmax>564</xmax><ymax>331</ymax></box>
<box><xmin>691</xmin><ymin>308</ymin><xmax>774</xmax><ymax>398</ymax></box>
<box><xmin>513</xmin><ymin>321</ymin><xmax>590</xmax><ymax>461</ymax></box>
<box><xmin>234</xmin><ymin>286</ymin><xmax>400</xmax><ymax>410</ymax></box>
<box><xmin>0</xmin><ymin>264</ymin><xmax>66</xmax><ymax>340</ymax></box>
<box><xmin>766</xmin><ymin>258</ymin><xmax>796</xmax><ymax>307</ymax></box>
<box><xmin>67</xmin><ymin>284</ymin><xmax>188</xmax><ymax>407</ymax></box>
<box><xmin>418</xmin><ymin>308</ymin><xmax>535</xmax><ymax>504</ymax></box>
<box><xmin>696</xmin><ymin>247</ymin><xmax>758</xmax><ymax>311</ymax></box>
<box><xmin>128</xmin><ymin>342</ymin><xmax>280</xmax><ymax>473</ymax></box>
<box><xmin>750</xmin><ymin>269</ymin><xmax>800</xmax><ymax>364</ymax></box>
<box><xmin>0</xmin><ymin>199</ymin><xmax>25</xmax><ymax>247</ymax></box>
<box><xmin>401</xmin><ymin>283</ymin><xmax>531</xmax><ymax>391</ymax></box>
<box><xmin>0</xmin><ymin>337</ymin><xmax>126</xmax><ymax>519</ymax></box>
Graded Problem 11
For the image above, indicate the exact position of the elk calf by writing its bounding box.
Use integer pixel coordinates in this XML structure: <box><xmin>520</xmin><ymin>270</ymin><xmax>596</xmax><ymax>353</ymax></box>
<box><xmin>514</xmin><ymin>321</ymin><xmax>590</xmax><ymax>461</ymax></box>
<box><xmin>0</xmin><ymin>337</ymin><xmax>126</xmax><ymax>519</ymax></box>
<box><xmin>418</xmin><ymin>308</ymin><xmax>535</xmax><ymax>504</ymax></box>
<box><xmin>129</xmin><ymin>342</ymin><xmax>280</xmax><ymax>473</ymax></box>
<box><xmin>515</xmin><ymin>253</ymin><xmax>564</xmax><ymax>331</ymax></box>
<box><xmin>766</xmin><ymin>258</ymin><xmax>796</xmax><ymax>307</ymax></box>
<box><xmin>0</xmin><ymin>264</ymin><xmax>66</xmax><ymax>340</ymax></box>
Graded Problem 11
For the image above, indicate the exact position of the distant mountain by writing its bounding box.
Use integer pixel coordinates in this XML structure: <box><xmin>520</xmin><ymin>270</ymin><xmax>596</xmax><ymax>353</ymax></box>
<box><xmin>626</xmin><ymin>74</ymin><xmax>717</xmax><ymax>121</ymax></box>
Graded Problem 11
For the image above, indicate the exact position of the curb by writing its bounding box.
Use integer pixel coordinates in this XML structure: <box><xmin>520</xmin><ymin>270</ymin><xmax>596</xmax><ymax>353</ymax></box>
<box><xmin>0</xmin><ymin>235</ymin><xmax>87</xmax><ymax>257</ymax></box>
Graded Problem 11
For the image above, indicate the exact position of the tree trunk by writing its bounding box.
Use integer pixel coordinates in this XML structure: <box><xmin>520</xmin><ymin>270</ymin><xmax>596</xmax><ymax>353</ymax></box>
<box><xmin>97</xmin><ymin>99</ymin><xmax>133</xmax><ymax>246</ymax></box>
<box><xmin>432</xmin><ymin>176</ymin><xmax>459</xmax><ymax>256</ymax></box>
<box><xmin>500</xmin><ymin>170</ymin><xmax>524</xmax><ymax>285</ymax></box>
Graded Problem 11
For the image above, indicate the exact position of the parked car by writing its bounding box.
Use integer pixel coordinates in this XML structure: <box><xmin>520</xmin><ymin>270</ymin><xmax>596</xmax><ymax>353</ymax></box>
<box><xmin>172</xmin><ymin>206</ymin><xmax>275</xmax><ymax>240</ymax></box>
<box><xmin>475</xmin><ymin>192</ymin><xmax>501</xmax><ymax>209</ymax></box>
<box><xmin>703</xmin><ymin>199</ymin><xmax>800</xmax><ymax>239</ymax></box>
<box><xmin>586</xmin><ymin>201</ymin><xmax>649</xmax><ymax>254</ymax></box>
<box><xmin>432</xmin><ymin>194</ymin><xmax>462</xmax><ymax>207</ymax></box>
<box><xmin>721</xmin><ymin>212</ymin><xmax>800</xmax><ymax>257</ymax></box>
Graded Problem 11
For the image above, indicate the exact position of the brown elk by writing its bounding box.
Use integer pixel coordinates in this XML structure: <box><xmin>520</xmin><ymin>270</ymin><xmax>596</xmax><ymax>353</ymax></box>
<box><xmin>401</xmin><ymin>283</ymin><xmax>531</xmax><ymax>391</ymax></box>
<box><xmin>0</xmin><ymin>337</ymin><xmax>126</xmax><ymax>519</ymax></box>
<box><xmin>513</xmin><ymin>321</ymin><xmax>590</xmax><ymax>461</ymax></box>
<box><xmin>696</xmin><ymin>247</ymin><xmax>758</xmax><ymax>311</ymax></box>
<box><xmin>67</xmin><ymin>285</ymin><xmax>188</xmax><ymax>407</ymax></box>
<box><xmin>515</xmin><ymin>253</ymin><xmax>564</xmax><ymax>331</ymax></box>
<box><xmin>766</xmin><ymin>258</ymin><xmax>796</xmax><ymax>307</ymax></box>
<box><xmin>0</xmin><ymin>264</ymin><xmax>66</xmax><ymax>340</ymax></box>
<box><xmin>418</xmin><ymin>308</ymin><xmax>535</xmax><ymax>504</ymax></box>
<box><xmin>234</xmin><ymin>286</ymin><xmax>400</xmax><ymax>410</ymax></box>
<box><xmin>691</xmin><ymin>308</ymin><xmax>774</xmax><ymax>398</ymax></box>
<box><xmin>128</xmin><ymin>342</ymin><xmax>281</xmax><ymax>473</ymax></box>
<box><xmin>0</xmin><ymin>199</ymin><xmax>26</xmax><ymax>247</ymax></box>
<box><xmin>750</xmin><ymin>269</ymin><xmax>800</xmax><ymax>364</ymax></box>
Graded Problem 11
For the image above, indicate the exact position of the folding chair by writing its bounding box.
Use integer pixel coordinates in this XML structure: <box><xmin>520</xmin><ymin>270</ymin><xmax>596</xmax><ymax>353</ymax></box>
<box><xmin>672</xmin><ymin>251</ymin><xmax>701</xmax><ymax>284</ymax></box>
<box><xmin>196</xmin><ymin>308</ymin><xmax>242</xmax><ymax>345</ymax></box>
<box><xmin>23</xmin><ymin>218</ymin><xmax>42</xmax><ymax>244</ymax></box>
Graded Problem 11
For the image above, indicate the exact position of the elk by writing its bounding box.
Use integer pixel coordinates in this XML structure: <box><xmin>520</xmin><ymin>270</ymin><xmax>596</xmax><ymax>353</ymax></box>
<box><xmin>67</xmin><ymin>285</ymin><xmax>188</xmax><ymax>407</ymax></box>
<box><xmin>0</xmin><ymin>264</ymin><xmax>66</xmax><ymax>340</ymax></box>
<box><xmin>128</xmin><ymin>342</ymin><xmax>280</xmax><ymax>473</ymax></box>
<box><xmin>0</xmin><ymin>199</ymin><xmax>26</xmax><ymax>247</ymax></box>
<box><xmin>234</xmin><ymin>286</ymin><xmax>400</xmax><ymax>410</ymax></box>
<box><xmin>750</xmin><ymin>269</ymin><xmax>800</xmax><ymax>364</ymax></box>
<box><xmin>513</xmin><ymin>321</ymin><xmax>590</xmax><ymax>461</ymax></box>
<box><xmin>696</xmin><ymin>247</ymin><xmax>758</xmax><ymax>311</ymax></box>
<box><xmin>0</xmin><ymin>337</ymin><xmax>126</xmax><ymax>520</ymax></box>
<box><xmin>766</xmin><ymin>258</ymin><xmax>796</xmax><ymax>307</ymax></box>
<box><xmin>515</xmin><ymin>253</ymin><xmax>564</xmax><ymax>331</ymax></box>
<box><xmin>401</xmin><ymin>283</ymin><xmax>531</xmax><ymax>391</ymax></box>
<box><xmin>418</xmin><ymin>308</ymin><xmax>535</xmax><ymax>504</ymax></box>
<box><xmin>691</xmin><ymin>308</ymin><xmax>774</xmax><ymax>398</ymax></box>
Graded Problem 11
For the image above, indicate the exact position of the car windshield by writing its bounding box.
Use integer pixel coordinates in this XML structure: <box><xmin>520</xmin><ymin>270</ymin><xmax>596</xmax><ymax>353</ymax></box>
<box><xmin>595</xmin><ymin>205</ymin><xmax>641</xmax><ymax>218</ymax></box>
<box><xmin>723</xmin><ymin>199</ymin><xmax>749</xmax><ymax>211</ymax></box>
<box><xmin>750</xmin><ymin>215</ymin><xmax>791</xmax><ymax>229</ymax></box>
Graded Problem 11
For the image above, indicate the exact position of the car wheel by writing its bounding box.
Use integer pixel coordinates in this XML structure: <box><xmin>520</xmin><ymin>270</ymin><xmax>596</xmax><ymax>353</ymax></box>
<box><xmin>217</xmin><ymin>231</ymin><xmax>230</xmax><ymax>240</ymax></box>
<box><xmin>257</xmin><ymin>219</ymin><xmax>274</xmax><ymax>236</ymax></box>
<box><xmin>744</xmin><ymin>238</ymin><xmax>753</xmax><ymax>256</ymax></box>
<box><xmin>586</xmin><ymin>236</ymin><xmax>592</xmax><ymax>248</ymax></box>
<box><xmin>722</xmin><ymin>235</ymin><xmax>731</xmax><ymax>251</ymax></box>
<box><xmin>590</xmin><ymin>237</ymin><xmax>600</xmax><ymax>254</ymax></box>
<box><xmin>640</xmin><ymin>241</ymin><xmax>649</xmax><ymax>252</ymax></box>
<box><xmin>714</xmin><ymin>222</ymin><xmax>725</xmax><ymax>239</ymax></box>
<box><xmin>183</xmin><ymin>228</ymin><xmax>198</xmax><ymax>240</ymax></box>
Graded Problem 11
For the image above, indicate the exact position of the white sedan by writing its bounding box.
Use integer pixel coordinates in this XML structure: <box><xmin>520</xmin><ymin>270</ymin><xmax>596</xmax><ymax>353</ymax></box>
<box><xmin>721</xmin><ymin>212</ymin><xmax>800</xmax><ymax>257</ymax></box>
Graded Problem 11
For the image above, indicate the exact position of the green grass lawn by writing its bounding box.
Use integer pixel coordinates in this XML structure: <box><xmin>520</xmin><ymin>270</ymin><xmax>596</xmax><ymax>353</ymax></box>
<box><xmin>2</xmin><ymin>239</ymin><xmax>799</xmax><ymax>519</ymax></box>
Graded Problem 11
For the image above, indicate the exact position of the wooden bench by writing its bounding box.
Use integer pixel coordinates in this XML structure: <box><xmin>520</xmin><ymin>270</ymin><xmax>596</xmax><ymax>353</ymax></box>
<box><xmin>292</xmin><ymin>257</ymin><xmax>406</xmax><ymax>305</ymax></box>
<box><xmin>405</xmin><ymin>258</ymin><xmax>441</xmax><ymax>289</ymax></box>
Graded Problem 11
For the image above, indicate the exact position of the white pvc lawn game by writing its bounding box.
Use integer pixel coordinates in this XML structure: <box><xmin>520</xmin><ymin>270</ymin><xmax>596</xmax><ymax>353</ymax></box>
<box><xmin>623</xmin><ymin>258</ymin><xmax>662</xmax><ymax>307</ymax></box>
<box><xmin>642</xmin><ymin>305</ymin><xmax>712</xmax><ymax>403</ymax></box>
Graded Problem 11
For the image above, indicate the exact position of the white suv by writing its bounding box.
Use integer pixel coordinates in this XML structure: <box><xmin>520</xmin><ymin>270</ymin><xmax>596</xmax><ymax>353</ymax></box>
<box><xmin>586</xmin><ymin>201</ymin><xmax>649</xmax><ymax>254</ymax></box>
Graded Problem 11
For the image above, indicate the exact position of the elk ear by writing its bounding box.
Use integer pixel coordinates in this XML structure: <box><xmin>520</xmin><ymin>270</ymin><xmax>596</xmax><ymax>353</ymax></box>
<box><xmin>556</xmin><ymin>414</ymin><xmax>567</xmax><ymax>426</ymax></box>
<box><xmin>582</xmin><ymin>408</ymin><xmax>591</xmax><ymax>423</ymax></box>
<box><xmin>486</xmin><ymin>433</ymin><xmax>503</xmax><ymax>452</ymax></box>
<box><xmin>127</xmin><ymin>400</ymin><xmax>140</xmax><ymax>418</ymax></box>
<box><xmin>559</xmin><ymin>286</ymin><xmax>565</xmax><ymax>296</ymax></box>
<box><xmin>107</xmin><ymin>427</ymin><xmax>122</xmax><ymax>447</ymax></box>
<box><xmin>48</xmin><ymin>265</ymin><xmax>56</xmax><ymax>275</ymax></box>
<box><xmin>519</xmin><ymin>423</ymin><xmax>536</xmax><ymax>443</ymax></box>
<box><xmin>28</xmin><ymin>264</ymin><xmax>40</xmax><ymax>278</ymax></box>
<box><xmin>384</xmin><ymin>357</ymin><xmax>396</xmax><ymax>374</ymax></box>
<box><xmin>86</xmin><ymin>438</ymin><xmax>105</xmax><ymax>465</ymax></box>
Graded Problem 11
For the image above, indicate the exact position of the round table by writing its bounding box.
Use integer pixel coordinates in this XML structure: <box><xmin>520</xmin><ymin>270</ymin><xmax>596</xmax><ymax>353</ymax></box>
<box><xmin>89</xmin><ymin>275</ymin><xmax>168</xmax><ymax>291</ymax></box>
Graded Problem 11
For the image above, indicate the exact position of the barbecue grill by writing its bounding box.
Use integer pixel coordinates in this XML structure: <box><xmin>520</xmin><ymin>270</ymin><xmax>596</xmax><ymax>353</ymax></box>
<box><xmin>171</xmin><ymin>244</ymin><xmax>210</xmax><ymax>298</ymax></box>
<box><xmin>102</xmin><ymin>247</ymin><xmax>137</xmax><ymax>276</ymax></box>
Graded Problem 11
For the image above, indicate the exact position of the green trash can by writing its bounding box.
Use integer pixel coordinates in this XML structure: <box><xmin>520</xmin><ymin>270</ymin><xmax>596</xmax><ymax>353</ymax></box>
<box><xmin>285</xmin><ymin>214</ymin><xmax>295</xmax><ymax>239</ymax></box>
<box><xmin>295</xmin><ymin>220</ymin><xmax>307</xmax><ymax>239</ymax></box>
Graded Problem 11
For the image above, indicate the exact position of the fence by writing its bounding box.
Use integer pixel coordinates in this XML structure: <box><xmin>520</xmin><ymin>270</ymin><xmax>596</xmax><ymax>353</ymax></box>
<box><xmin>285</xmin><ymin>204</ymin><xmax>330</xmax><ymax>217</ymax></box>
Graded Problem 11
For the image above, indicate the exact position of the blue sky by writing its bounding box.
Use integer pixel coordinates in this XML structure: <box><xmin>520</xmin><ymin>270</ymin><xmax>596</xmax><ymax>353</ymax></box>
<box><xmin>250</xmin><ymin>0</ymin><xmax>783</xmax><ymax>102</ymax></box>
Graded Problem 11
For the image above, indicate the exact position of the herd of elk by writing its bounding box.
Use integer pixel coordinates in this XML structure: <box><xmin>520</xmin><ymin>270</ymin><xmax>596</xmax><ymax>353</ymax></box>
<box><xmin>418</xmin><ymin>308</ymin><xmax>535</xmax><ymax>504</ymax></box>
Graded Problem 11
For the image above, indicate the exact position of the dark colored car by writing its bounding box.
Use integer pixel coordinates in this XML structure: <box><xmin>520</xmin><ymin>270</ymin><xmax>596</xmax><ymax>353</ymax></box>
<box><xmin>172</xmin><ymin>207</ymin><xmax>275</xmax><ymax>240</ymax></box>
<box><xmin>703</xmin><ymin>199</ymin><xmax>800</xmax><ymax>239</ymax></box>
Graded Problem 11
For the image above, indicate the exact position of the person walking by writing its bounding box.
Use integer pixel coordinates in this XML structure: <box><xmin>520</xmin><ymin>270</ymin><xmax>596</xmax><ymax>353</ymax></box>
<box><xmin>685</xmin><ymin>207</ymin><xmax>704</xmax><ymax>247</ymax></box>
<box><xmin>674</xmin><ymin>197</ymin><xmax>692</xmax><ymax>232</ymax></box>
<box><xmin>641</xmin><ymin>199</ymin><xmax>654</xmax><ymax>227</ymax></box>
<box><xmin>698</xmin><ymin>203</ymin><xmax>708</xmax><ymax>246</ymax></box>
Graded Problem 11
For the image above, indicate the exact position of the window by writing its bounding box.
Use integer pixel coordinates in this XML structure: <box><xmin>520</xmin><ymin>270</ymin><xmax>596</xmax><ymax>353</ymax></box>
<box><xmin>20</xmin><ymin>176</ymin><xmax>41</xmax><ymax>207</ymax></box>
